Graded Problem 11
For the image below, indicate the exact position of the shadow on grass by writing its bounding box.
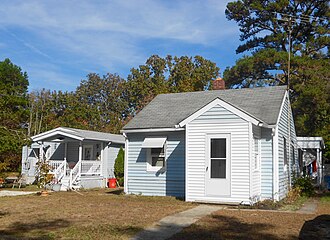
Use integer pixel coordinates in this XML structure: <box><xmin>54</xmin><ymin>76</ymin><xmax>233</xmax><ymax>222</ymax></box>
<box><xmin>105</xmin><ymin>188</ymin><xmax>124</xmax><ymax>195</ymax></box>
<box><xmin>68</xmin><ymin>224</ymin><xmax>144</xmax><ymax>239</ymax></box>
<box><xmin>0</xmin><ymin>219</ymin><xmax>71</xmax><ymax>240</ymax></box>
<box><xmin>299</xmin><ymin>214</ymin><xmax>330</xmax><ymax>240</ymax></box>
<box><xmin>169</xmin><ymin>214</ymin><xmax>296</xmax><ymax>240</ymax></box>
<box><xmin>0</xmin><ymin>211</ymin><xmax>9</xmax><ymax>217</ymax></box>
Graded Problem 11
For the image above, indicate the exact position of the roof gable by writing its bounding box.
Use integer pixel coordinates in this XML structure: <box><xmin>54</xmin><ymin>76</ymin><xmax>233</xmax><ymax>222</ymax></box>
<box><xmin>123</xmin><ymin>86</ymin><xmax>287</xmax><ymax>130</ymax></box>
<box><xmin>178</xmin><ymin>98</ymin><xmax>261</xmax><ymax>127</ymax></box>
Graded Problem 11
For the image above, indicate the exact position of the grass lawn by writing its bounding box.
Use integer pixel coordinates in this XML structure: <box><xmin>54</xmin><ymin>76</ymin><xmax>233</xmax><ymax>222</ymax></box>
<box><xmin>169</xmin><ymin>195</ymin><xmax>330</xmax><ymax>240</ymax></box>
<box><xmin>0</xmin><ymin>188</ymin><xmax>195</xmax><ymax>240</ymax></box>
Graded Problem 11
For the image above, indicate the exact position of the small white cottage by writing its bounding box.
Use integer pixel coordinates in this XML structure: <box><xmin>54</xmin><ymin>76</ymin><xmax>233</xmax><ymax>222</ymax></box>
<box><xmin>122</xmin><ymin>81</ymin><xmax>299</xmax><ymax>204</ymax></box>
<box><xmin>22</xmin><ymin>127</ymin><xmax>124</xmax><ymax>190</ymax></box>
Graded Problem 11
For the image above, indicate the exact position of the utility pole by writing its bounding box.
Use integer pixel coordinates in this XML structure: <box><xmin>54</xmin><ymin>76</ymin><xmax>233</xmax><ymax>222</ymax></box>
<box><xmin>274</xmin><ymin>12</ymin><xmax>296</xmax><ymax>189</ymax></box>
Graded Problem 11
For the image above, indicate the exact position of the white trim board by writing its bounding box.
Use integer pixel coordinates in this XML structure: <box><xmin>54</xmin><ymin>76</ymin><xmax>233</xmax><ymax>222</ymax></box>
<box><xmin>179</xmin><ymin>98</ymin><xmax>262</xmax><ymax>127</ymax></box>
<box><xmin>32</xmin><ymin>130</ymin><xmax>84</xmax><ymax>142</ymax></box>
<box><xmin>121</xmin><ymin>128</ymin><xmax>184</xmax><ymax>133</ymax></box>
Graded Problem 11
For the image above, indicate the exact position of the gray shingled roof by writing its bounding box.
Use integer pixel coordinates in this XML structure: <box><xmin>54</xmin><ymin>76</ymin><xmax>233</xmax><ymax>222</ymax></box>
<box><xmin>123</xmin><ymin>85</ymin><xmax>287</xmax><ymax>130</ymax></box>
<box><xmin>32</xmin><ymin>127</ymin><xmax>125</xmax><ymax>144</ymax></box>
<box><xmin>60</xmin><ymin>127</ymin><xmax>125</xmax><ymax>143</ymax></box>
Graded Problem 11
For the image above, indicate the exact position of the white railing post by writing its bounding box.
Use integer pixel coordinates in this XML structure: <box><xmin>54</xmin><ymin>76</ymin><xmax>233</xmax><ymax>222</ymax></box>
<box><xmin>69</xmin><ymin>169</ymin><xmax>73</xmax><ymax>189</ymax></box>
<box><xmin>100</xmin><ymin>142</ymin><xmax>104</xmax><ymax>177</ymax></box>
<box><xmin>78</xmin><ymin>141</ymin><xmax>82</xmax><ymax>183</ymax></box>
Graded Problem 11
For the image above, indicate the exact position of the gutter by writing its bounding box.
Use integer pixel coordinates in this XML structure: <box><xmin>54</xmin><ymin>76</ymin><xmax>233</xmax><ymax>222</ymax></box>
<box><xmin>121</xmin><ymin>127</ymin><xmax>185</xmax><ymax>134</ymax></box>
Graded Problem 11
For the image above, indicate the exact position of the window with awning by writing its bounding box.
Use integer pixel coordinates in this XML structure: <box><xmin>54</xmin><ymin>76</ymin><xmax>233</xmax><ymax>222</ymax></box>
<box><xmin>142</xmin><ymin>137</ymin><xmax>167</xmax><ymax>148</ymax></box>
<box><xmin>142</xmin><ymin>137</ymin><xmax>167</xmax><ymax>171</ymax></box>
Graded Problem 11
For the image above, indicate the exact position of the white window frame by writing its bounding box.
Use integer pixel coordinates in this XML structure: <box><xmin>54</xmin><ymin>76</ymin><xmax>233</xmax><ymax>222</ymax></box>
<box><xmin>254</xmin><ymin>138</ymin><xmax>260</xmax><ymax>171</ymax></box>
<box><xmin>146</xmin><ymin>143</ymin><xmax>166</xmax><ymax>172</ymax></box>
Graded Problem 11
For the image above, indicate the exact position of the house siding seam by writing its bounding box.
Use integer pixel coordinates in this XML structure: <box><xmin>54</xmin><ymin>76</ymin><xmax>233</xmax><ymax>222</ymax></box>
<box><xmin>186</xmin><ymin>105</ymin><xmax>250</xmax><ymax>203</ymax></box>
<box><xmin>277</xmin><ymin>95</ymin><xmax>298</xmax><ymax>200</ymax></box>
<box><xmin>126</xmin><ymin>131</ymin><xmax>185</xmax><ymax>197</ymax></box>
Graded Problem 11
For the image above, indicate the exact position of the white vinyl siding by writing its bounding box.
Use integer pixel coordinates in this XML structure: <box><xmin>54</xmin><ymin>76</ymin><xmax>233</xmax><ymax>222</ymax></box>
<box><xmin>251</xmin><ymin>124</ymin><xmax>261</xmax><ymax>199</ymax></box>
<box><xmin>277</xmin><ymin>94</ymin><xmax>298</xmax><ymax>200</ymax></box>
<box><xmin>186</xmin><ymin>105</ymin><xmax>251</xmax><ymax>204</ymax></box>
<box><xmin>260</xmin><ymin>128</ymin><xmax>273</xmax><ymax>199</ymax></box>
<box><xmin>126</xmin><ymin>131</ymin><xmax>185</xmax><ymax>197</ymax></box>
<box><xmin>104</xmin><ymin>143</ymin><xmax>122</xmax><ymax>178</ymax></box>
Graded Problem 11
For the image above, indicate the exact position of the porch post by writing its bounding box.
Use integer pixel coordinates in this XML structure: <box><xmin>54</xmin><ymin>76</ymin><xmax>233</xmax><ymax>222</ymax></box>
<box><xmin>64</xmin><ymin>142</ymin><xmax>68</xmax><ymax>161</ymax></box>
<box><xmin>100</xmin><ymin>142</ymin><xmax>104</xmax><ymax>177</ymax></box>
<box><xmin>40</xmin><ymin>142</ymin><xmax>44</xmax><ymax>162</ymax></box>
<box><xmin>317</xmin><ymin>148</ymin><xmax>321</xmax><ymax>185</ymax></box>
<box><xmin>79</xmin><ymin>141</ymin><xmax>82</xmax><ymax>179</ymax></box>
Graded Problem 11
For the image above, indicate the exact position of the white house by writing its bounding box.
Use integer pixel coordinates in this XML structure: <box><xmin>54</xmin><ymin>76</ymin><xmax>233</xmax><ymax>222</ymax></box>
<box><xmin>22</xmin><ymin>127</ymin><xmax>124</xmax><ymax>190</ymax></box>
<box><xmin>122</xmin><ymin>83</ymin><xmax>299</xmax><ymax>204</ymax></box>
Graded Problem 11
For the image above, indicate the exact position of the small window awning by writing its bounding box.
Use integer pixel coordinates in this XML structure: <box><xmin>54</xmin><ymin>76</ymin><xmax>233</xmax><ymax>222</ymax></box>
<box><xmin>142</xmin><ymin>137</ymin><xmax>166</xmax><ymax>148</ymax></box>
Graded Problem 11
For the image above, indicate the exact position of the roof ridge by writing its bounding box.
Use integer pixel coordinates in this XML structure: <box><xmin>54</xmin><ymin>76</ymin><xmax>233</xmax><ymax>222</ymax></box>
<box><xmin>156</xmin><ymin>85</ymin><xmax>287</xmax><ymax>97</ymax></box>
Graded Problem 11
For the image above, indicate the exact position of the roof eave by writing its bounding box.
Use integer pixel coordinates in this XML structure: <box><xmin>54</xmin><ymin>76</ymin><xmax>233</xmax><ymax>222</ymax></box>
<box><xmin>121</xmin><ymin>127</ymin><xmax>185</xmax><ymax>133</ymax></box>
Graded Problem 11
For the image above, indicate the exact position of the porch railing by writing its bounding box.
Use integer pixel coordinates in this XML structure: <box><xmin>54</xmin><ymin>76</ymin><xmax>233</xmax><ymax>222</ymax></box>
<box><xmin>49</xmin><ymin>160</ymin><xmax>64</xmax><ymax>173</ymax></box>
<box><xmin>70</xmin><ymin>160</ymin><xmax>81</xmax><ymax>188</ymax></box>
<box><xmin>81</xmin><ymin>160</ymin><xmax>101</xmax><ymax>175</ymax></box>
<box><xmin>53</xmin><ymin>160</ymin><xmax>67</xmax><ymax>182</ymax></box>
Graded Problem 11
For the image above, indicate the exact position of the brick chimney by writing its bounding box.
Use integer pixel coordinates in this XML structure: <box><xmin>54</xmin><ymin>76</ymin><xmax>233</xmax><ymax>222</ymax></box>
<box><xmin>213</xmin><ymin>77</ymin><xmax>225</xmax><ymax>90</ymax></box>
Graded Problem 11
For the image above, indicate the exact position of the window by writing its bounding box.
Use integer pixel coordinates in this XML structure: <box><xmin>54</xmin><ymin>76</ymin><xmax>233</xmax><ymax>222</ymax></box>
<box><xmin>151</xmin><ymin>148</ymin><xmax>165</xmax><ymax>167</ymax></box>
<box><xmin>83</xmin><ymin>145</ymin><xmax>93</xmax><ymax>160</ymax></box>
<box><xmin>283</xmin><ymin>137</ymin><xmax>288</xmax><ymax>166</ymax></box>
<box><xmin>147</xmin><ymin>146</ymin><xmax>166</xmax><ymax>171</ymax></box>
<box><xmin>210</xmin><ymin>138</ymin><xmax>226</xmax><ymax>178</ymax></box>
<box><xmin>142</xmin><ymin>136</ymin><xmax>167</xmax><ymax>171</ymax></box>
<box><xmin>254</xmin><ymin>138</ymin><xmax>260</xmax><ymax>170</ymax></box>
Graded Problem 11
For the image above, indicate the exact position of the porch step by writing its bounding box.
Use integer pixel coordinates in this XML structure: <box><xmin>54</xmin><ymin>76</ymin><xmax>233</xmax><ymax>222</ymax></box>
<box><xmin>60</xmin><ymin>177</ymin><xmax>70</xmax><ymax>191</ymax></box>
<box><xmin>58</xmin><ymin>176</ymin><xmax>80</xmax><ymax>191</ymax></box>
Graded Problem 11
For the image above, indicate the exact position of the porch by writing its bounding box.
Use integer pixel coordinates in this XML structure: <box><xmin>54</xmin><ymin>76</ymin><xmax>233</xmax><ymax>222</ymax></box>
<box><xmin>25</xmin><ymin>127</ymin><xmax>125</xmax><ymax>190</ymax></box>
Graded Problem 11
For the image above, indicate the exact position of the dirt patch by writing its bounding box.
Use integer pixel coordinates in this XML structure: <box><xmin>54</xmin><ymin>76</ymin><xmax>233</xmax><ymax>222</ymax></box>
<box><xmin>0</xmin><ymin>188</ymin><xmax>195</xmax><ymax>239</ymax></box>
<box><xmin>169</xmin><ymin>198</ymin><xmax>330</xmax><ymax>240</ymax></box>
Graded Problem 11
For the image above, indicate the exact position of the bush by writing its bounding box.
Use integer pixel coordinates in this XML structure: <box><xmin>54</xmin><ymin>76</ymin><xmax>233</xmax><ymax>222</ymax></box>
<box><xmin>292</xmin><ymin>176</ymin><xmax>314</xmax><ymax>197</ymax></box>
<box><xmin>114</xmin><ymin>147</ymin><xmax>124</xmax><ymax>186</ymax></box>
<box><xmin>285</xmin><ymin>187</ymin><xmax>302</xmax><ymax>204</ymax></box>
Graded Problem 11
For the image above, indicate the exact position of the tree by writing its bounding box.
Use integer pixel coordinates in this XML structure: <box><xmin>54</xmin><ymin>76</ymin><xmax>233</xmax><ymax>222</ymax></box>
<box><xmin>0</xmin><ymin>58</ymin><xmax>29</xmax><ymax>171</ymax></box>
<box><xmin>75</xmin><ymin>73</ymin><xmax>129</xmax><ymax>133</ymax></box>
<box><xmin>127</xmin><ymin>55</ymin><xmax>219</xmax><ymax>113</ymax></box>
<box><xmin>290</xmin><ymin>57</ymin><xmax>330</xmax><ymax>159</ymax></box>
<box><xmin>114</xmin><ymin>147</ymin><xmax>124</xmax><ymax>186</ymax></box>
<box><xmin>224</xmin><ymin>0</ymin><xmax>330</xmax><ymax>159</ymax></box>
<box><xmin>225</xmin><ymin>0</ymin><xmax>329</xmax><ymax>56</ymax></box>
<box><xmin>224</xmin><ymin>0</ymin><xmax>329</xmax><ymax>87</ymax></box>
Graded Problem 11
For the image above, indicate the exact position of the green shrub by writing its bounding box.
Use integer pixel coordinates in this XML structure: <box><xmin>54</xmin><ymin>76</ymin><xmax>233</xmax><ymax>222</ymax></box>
<box><xmin>114</xmin><ymin>147</ymin><xmax>124</xmax><ymax>186</ymax></box>
<box><xmin>292</xmin><ymin>176</ymin><xmax>314</xmax><ymax>197</ymax></box>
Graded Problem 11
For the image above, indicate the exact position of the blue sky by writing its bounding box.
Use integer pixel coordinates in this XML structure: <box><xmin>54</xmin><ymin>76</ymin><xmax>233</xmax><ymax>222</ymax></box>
<box><xmin>0</xmin><ymin>0</ymin><xmax>243</xmax><ymax>92</ymax></box>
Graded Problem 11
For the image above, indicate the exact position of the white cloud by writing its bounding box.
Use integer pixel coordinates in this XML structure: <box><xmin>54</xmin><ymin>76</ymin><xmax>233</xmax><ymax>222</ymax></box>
<box><xmin>0</xmin><ymin>0</ymin><xmax>239</xmax><ymax>90</ymax></box>
<box><xmin>26</xmin><ymin>62</ymin><xmax>79</xmax><ymax>91</ymax></box>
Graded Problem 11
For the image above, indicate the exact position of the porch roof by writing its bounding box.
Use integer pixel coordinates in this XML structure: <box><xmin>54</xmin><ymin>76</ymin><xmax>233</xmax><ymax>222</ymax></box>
<box><xmin>31</xmin><ymin>127</ymin><xmax>125</xmax><ymax>144</ymax></box>
<box><xmin>297</xmin><ymin>137</ymin><xmax>325</xmax><ymax>150</ymax></box>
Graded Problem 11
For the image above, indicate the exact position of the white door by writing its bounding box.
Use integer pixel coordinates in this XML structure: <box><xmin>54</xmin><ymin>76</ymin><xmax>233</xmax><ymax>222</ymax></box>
<box><xmin>205</xmin><ymin>134</ymin><xmax>231</xmax><ymax>196</ymax></box>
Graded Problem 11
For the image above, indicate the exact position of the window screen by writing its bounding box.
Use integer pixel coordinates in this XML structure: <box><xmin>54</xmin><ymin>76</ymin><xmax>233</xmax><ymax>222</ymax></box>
<box><xmin>210</xmin><ymin>138</ymin><xmax>226</xmax><ymax>179</ymax></box>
